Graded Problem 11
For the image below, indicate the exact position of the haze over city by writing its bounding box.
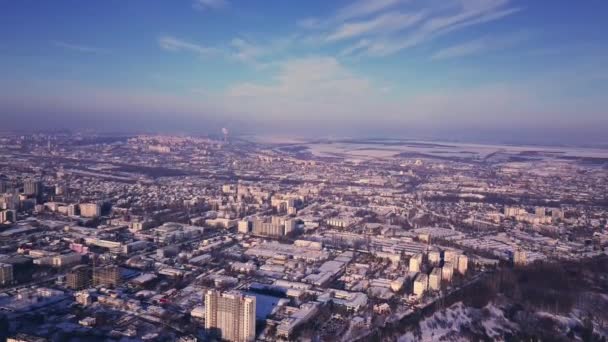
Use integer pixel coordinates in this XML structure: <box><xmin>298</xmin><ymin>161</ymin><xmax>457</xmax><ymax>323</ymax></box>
<box><xmin>1</xmin><ymin>0</ymin><xmax>608</xmax><ymax>144</ymax></box>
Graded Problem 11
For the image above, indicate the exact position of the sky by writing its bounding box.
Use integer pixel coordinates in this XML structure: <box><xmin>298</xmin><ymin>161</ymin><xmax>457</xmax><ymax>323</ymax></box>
<box><xmin>1</xmin><ymin>0</ymin><xmax>607</xmax><ymax>145</ymax></box>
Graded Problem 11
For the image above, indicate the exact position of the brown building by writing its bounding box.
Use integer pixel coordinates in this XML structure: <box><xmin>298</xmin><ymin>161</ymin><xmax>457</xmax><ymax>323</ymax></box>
<box><xmin>66</xmin><ymin>265</ymin><xmax>92</xmax><ymax>290</ymax></box>
<box><xmin>93</xmin><ymin>265</ymin><xmax>121</xmax><ymax>287</ymax></box>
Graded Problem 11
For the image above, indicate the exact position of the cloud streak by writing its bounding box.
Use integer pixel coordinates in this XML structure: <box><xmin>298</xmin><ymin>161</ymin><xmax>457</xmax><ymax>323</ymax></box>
<box><xmin>51</xmin><ymin>40</ymin><xmax>109</xmax><ymax>54</ymax></box>
<box><xmin>193</xmin><ymin>0</ymin><xmax>229</xmax><ymax>11</ymax></box>
<box><xmin>431</xmin><ymin>31</ymin><xmax>531</xmax><ymax>60</ymax></box>
<box><xmin>308</xmin><ymin>0</ymin><xmax>522</xmax><ymax>57</ymax></box>
<box><xmin>336</xmin><ymin>0</ymin><xmax>405</xmax><ymax>21</ymax></box>
<box><xmin>159</xmin><ymin>33</ymin><xmax>297</xmax><ymax>69</ymax></box>
<box><xmin>327</xmin><ymin>11</ymin><xmax>426</xmax><ymax>42</ymax></box>
<box><xmin>158</xmin><ymin>35</ymin><xmax>219</xmax><ymax>56</ymax></box>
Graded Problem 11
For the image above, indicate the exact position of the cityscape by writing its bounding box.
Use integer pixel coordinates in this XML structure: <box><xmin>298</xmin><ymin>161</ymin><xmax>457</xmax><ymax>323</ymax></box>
<box><xmin>2</xmin><ymin>0</ymin><xmax>608</xmax><ymax>341</ymax></box>
<box><xmin>0</xmin><ymin>133</ymin><xmax>606</xmax><ymax>341</ymax></box>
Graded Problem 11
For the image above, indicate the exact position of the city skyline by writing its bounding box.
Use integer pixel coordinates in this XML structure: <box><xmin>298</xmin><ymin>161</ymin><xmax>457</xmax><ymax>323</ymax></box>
<box><xmin>1</xmin><ymin>0</ymin><xmax>608</xmax><ymax>144</ymax></box>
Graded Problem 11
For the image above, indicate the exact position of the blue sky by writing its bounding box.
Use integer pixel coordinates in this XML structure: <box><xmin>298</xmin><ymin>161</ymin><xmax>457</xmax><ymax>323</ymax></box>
<box><xmin>1</xmin><ymin>0</ymin><xmax>607</xmax><ymax>144</ymax></box>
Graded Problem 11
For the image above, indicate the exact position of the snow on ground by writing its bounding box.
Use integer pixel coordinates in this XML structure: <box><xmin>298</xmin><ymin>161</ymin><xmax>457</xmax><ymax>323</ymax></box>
<box><xmin>398</xmin><ymin>302</ymin><xmax>516</xmax><ymax>342</ymax></box>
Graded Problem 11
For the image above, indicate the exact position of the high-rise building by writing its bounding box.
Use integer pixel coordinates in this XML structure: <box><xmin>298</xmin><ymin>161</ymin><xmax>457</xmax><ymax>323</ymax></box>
<box><xmin>514</xmin><ymin>249</ymin><xmax>527</xmax><ymax>266</ymax></box>
<box><xmin>79</xmin><ymin>203</ymin><xmax>101</xmax><ymax>218</ymax></box>
<box><xmin>551</xmin><ymin>208</ymin><xmax>565</xmax><ymax>220</ymax></box>
<box><xmin>427</xmin><ymin>250</ymin><xmax>441</xmax><ymax>266</ymax></box>
<box><xmin>429</xmin><ymin>267</ymin><xmax>442</xmax><ymax>291</ymax></box>
<box><xmin>457</xmin><ymin>255</ymin><xmax>468</xmax><ymax>274</ymax></box>
<box><xmin>413</xmin><ymin>273</ymin><xmax>428</xmax><ymax>297</ymax></box>
<box><xmin>443</xmin><ymin>250</ymin><xmax>459</xmax><ymax>269</ymax></box>
<box><xmin>1</xmin><ymin>193</ymin><xmax>20</xmax><ymax>210</ymax></box>
<box><xmin>93</xmin><ymin>265</ymin><xmax>121</xmax><ymax>287</ymax></box>
<box><xmin>23</xmin><ymin>179</ymin><xmax>42</xmax><ymax>196</ymax></box>
<box><xmin>535</xmin><ymin>207</ymin><xmax>546</xmax><ymax>218</ymax></box>
<box><xmin>237</xmin><ymin>220</ymin><xmax>251</xmax><ymax>234</ymax></box>
<box><xmin>0</xmin><ymin>263</ymin><xmax>14</xmax><ymax>286</ymax></box>
<box><xmin>0</xmin><ymin>209</ymin><xmax>16</xmax><ymax>223</ymax></box>
<box><xmin>442</xmin><ymin>263</ymin><xmax>454</xmax><ymax>282</ymax></box>
<box><xmin>409</xmin><ymin>254</ymin><xmax>422</xmax><ymax>273</ymax></box>
<box><xmin>55</xmin><ymin>184</ymin><xmax>67</xmax><ymax>196</ymax></box>
<box><xmin>251</xmin><ymin>216</ymin><xmax>295</xmax><ymax>237</ymax></box>
<box><xmin>0</xmin><ymin>179</ymin><xmax>8</xmax><ymax>193</ymax></box>
<box><xmin>67</xmin><ymin>204</ymin><xmax>78</xmax><ymax>217</ymax></box>
<box><xmin>205</xmin><ymin>290</ymin><xmax>256</xmax><ymax>342</ymax></box>
<box><xmin>67</xmin><ymin>265</ymin><xmax>92</xmax><ymax>290</ymax></box>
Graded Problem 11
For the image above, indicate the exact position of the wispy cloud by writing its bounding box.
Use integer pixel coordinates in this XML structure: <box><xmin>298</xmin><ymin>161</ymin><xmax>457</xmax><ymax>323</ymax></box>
<box><xmin>431</xmin><ymin>39</ymin><xmax>486</xmax><ymax>60</ymax></box>
<box><xmin>365</xmin><ymin>2</ymin><xmax>521</xmax><ymax>56</ymax></box>
<box><xmin>327</xmin><ymin>11</ymin><xmax>426</xmax><ymax>42</ymax></box>
<box><xmin>164</xmin><ymin>1</ymin><xmax>523</xmax><ymax>68</ymax></box>
<box><xmin>230</xmin><ymin>38</ymin><xmax>271</xmax><ymax>67</ymax></box>
<box><xmin>158</xmin><ymin>35</ymin><xmax>219</xmax><ymax>56</ymax></box>
<box><xmin>193</xmin><ymin>0</ymin><xmax>229</xmax><ymax>11</ymax></box>
<box><xmin>335</xmin><ymin>0</ymin><xmax>405</xmax><ymax>21</ymax></box>
<box><xmin>306</xmin><ymin>0</ymin><xmax>522</xmax><ymax>57</ymax></box>
<box><xmin>431</xmin><ymin>31</ymin><xmax>531</xmax><ymax>60</ymax></box>
<box><xmin>299</xmin><ymin>0</ymin><xmax>406</xmax><ymax>30</ymax></box>
<box><xmin>51</xmin><ymin>40</ymin><xmax>109</xmax><ymax>54</ymax></box>
<box><xmin>340</xmin><ymin>39</ymin><xmax>373</xmax><ymax>56</ymax></box>
<box><xmin>159</xmin><ymin>34</ymin><xmax>293</xmax><ymax>69</ymax></box>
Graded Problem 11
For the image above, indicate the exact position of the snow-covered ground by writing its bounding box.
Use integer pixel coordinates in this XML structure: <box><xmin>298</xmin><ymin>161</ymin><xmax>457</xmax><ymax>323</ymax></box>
<box><xmin>398</xmin><ymin>302</ymin><xmax>517</xmax><ymax>342</ymax></box>
<box><xmin>396</xmin><ymin>299</ymin><xmax>608</xmax><ymax>342</ymax></box>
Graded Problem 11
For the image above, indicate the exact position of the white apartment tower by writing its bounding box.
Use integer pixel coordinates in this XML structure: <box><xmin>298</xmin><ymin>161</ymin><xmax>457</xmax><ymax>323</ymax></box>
<box><xmin>409</xmin><ymin>254</ymin><xmax>423</xmax><ymax>273</ymax></box>
<box><xmin>429</xmin><ymin>267</ymin><xmax>442</xmax><ymax>291</ymax></box>
<box><xmin>413</xmin><ymin>273</ymin><xmax>428</xmax><ymax>297</ymax></box>
<box><xmin>457</xmin><ymin>255</ymin><xmax>469</xmax><ymax>274</ymax></box>
<box><xmin>205</xmin><ymin>290</ymin><xmax>256</xmax><ymax>342</ymax></box>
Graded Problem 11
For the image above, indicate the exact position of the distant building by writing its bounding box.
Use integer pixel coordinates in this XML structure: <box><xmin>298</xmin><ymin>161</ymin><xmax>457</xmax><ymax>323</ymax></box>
<box><xmin>93</xmin><ymin>265</ymin><xmax>121</xmax><ymax>287</ymax></box>
<box><xmin>428</xmin><ymin>250</ymin><xmax>441</xmax><ymax>266</ymax></box>
<box><xmin>429</xmin><ymin>267</ymin><xmax>442</xmax><ymax>291</ymax></box>
<box><xmin>67</xmin><ymin>204</ymin><xmax>78</xmax><ymax>216</ymax></box>
<box><xmin>52</xmin><ymin>253</ymin><xmax>82</xmax><ymax>268</ymax></box>
<box><xmin>252</xmin><ymin>216</ymin><xmax>295</xmax><ymax>237</ymax></box>
<box><xmin>205</xmin><ymin>290</ymin><xmax>256</xmax><ymax>342</ymax></box>
<box><xmin>74</xmin><ymin>290</ymin><xmax>93</xmax><ymax>306</ymax></box>
<box><xmin>413</xmin><ymin>273</ymin><xmax>428</xmax><ymax>297</ymax></box>
<box><xmin>1</xmin><ymin>193</ymin><xmax>20</xmax><ymax>210</ymax></box>
<box><xmin>23</xmin><ymin>179</ymin><xmax>42</xmax><ymax>196</ymax></box>
<box><xmin>514</xmin><ymin>249</ymin><xmax>527</xmax><ymax>266</ymax></box>
<box><xmin>148</xmin><ymin>144</ymin><xmax>171</xmax><ymax>153</ymax></box>
<box><xmin>276</xmin><ymin>303</ymin><xmax>319</xmax><ymax>338</ymax></box>
<box><xmin>457</xmin><ymin>255</ymin><xmax>468</xmax><ymax>274</ymax></box>
<box><xmin>409</xmin><ymin>254</ymin><xmax>422</xmax><ymax>272</ymax></box>
<box><xmin>442</xmin><ymin>263</ymin><xmax>453</xmax><ymax>282</ymax></box>
<box><xmin>535</xmin><ymin>207</ymin><xmax>546</xmax><ymax>218</ymax></box>
<box><xmin>0</xmin><ymin>263</ymin><xmax>14</xmax><ymax>286</ymax></box>
<box><xmin>443</xmin><ymin>250</ymin><xmax>459</xmax><ymax>269</ymax></box>
<box><xmin>79</xmin><ymin>203</ymin><xmax>101</xmax><ymax>218</ymax></box>
<box><xmin>130</xmin><ymin>219</ymin><xmax>155</xmax><ymax>232</ymax></box>
<box><xmin>0</xmin><ymin>209</ymin><xmax>16</xmax><ymax>223</ymax></box>
<box><xmin>55</xmin><ymin>184</ymin><xmax>66</xmax><ymax>196</ymax></box>
<box><xmin>237</xmin><ymin>220</ymin><xmax>251</xmax><ymax>234</ymax></box>
<box><xmin>325</xmin><ymin>217</ymin><xmax>358</xmax><ymax>229</ymax></box>
<box><xmin>504</xmin><ymin>206</ymin><xmax>526</xmax><ymax>218</ymax></box>
<box><xmin>67</xmin><ymin>265</ymin><xmax>92</xmax><ymax>290</ymax></box>
<box><xmin>0</xmin><ymin>179</ymin><xmax>8</xmax><ymax>193</ymax></box>
<box><xmin>551</xmin><ymin>208</ymin><xmax>565</xmax><ymax>220</ymax></box>
<box><xmin>206</xmin><ymin>217</ymin><xmax>237</xmax><ymax>229</ymax></box>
